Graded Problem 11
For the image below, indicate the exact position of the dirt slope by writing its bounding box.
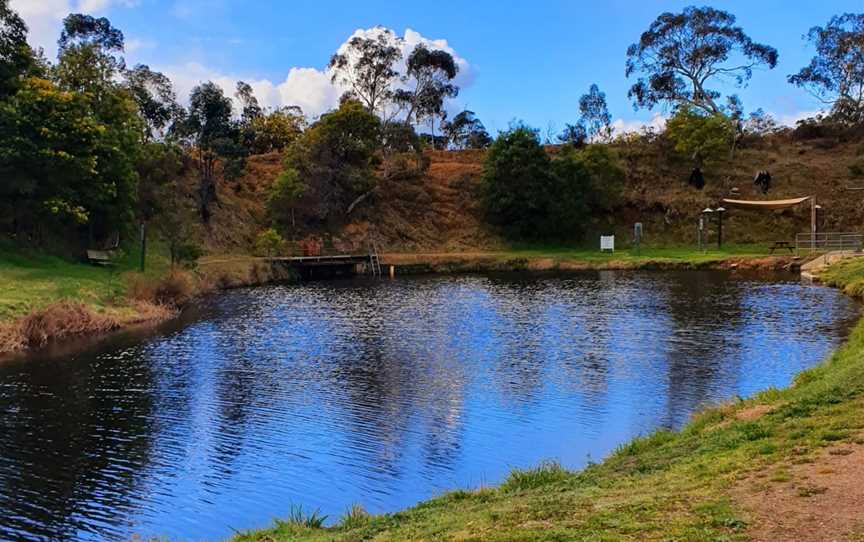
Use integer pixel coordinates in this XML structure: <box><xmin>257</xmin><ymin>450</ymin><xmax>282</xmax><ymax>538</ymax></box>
<box><xmin>192</xmin><ymin>132</ymin><xmax>864</xmax><ymax>254</ymax></box>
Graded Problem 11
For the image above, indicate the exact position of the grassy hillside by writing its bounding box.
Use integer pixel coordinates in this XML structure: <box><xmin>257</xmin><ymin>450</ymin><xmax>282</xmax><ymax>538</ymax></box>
<box><xmin>194</xmin><ymin>132</ymin><xmax>864</xmax><ymax>256</ymax></box>
<box><xmin>230</xmin><ymin>259</ymin><xmax>864</xmax><ymax>541</ymax></box>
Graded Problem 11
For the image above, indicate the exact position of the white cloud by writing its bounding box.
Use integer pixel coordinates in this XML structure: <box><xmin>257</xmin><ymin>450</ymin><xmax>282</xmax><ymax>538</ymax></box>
<box><xmin>775</xmin><ymin>110</ymin><xmax>822</xmax><ymax>127</ymax></box>
<box><xmin>78</xmin><ymin>0</ymin><xmax>137</xmax><ymax>11</ymax></box>
<box><xmin>159</xmin><ymin>27</ymin><xmax>474</xmax><ymax>120</ymax></box>
<box><xmin>274</xmin><ymin>68</ymin><xmax>342</xmax><ymax>118</ymax></box>
<box><xmin>611</xmin><ymin>113</ymin><xmax>667</xmax><ymax>136</ymax></box>
<box><xmin>125</xmin><ymin>37</ymin><xmax>156</xmax><ymax>53</ymax></box>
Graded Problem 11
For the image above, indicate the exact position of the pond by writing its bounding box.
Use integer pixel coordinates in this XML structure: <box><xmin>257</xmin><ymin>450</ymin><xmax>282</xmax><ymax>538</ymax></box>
<box><xmin>0</xmin><ymin>270</ymin><xmax>859</xmax><ymax>541</ymax></box>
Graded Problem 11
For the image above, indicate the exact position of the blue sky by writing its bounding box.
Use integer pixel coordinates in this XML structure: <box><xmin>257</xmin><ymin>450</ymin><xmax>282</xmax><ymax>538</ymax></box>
<box><xmin>13</xmin><ymin>0</ymin><xmax>864</xmax><ymax>134</ymax></box>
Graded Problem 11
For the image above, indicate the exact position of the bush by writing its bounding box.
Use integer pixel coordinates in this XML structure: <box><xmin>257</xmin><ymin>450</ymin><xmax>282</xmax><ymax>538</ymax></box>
<box><xmin>482</xmin><ymin>125</ymin><xmax>622</xmax><ymax>240</ymax></box>
<box><xmin>174</xmin><ymin>242</ymin><xmax>202</xmax><ymax>268</ymax></box>
<box><xmin>665</xmin><ymin>106</ymin><xmax>733</xmax><ymax>165</ymax></box>
<box><xmin>152</xmin><ymin>272</ymin><xmax>195</xmax><ymax>306</ymax></box>
<box><xmin>254</xmin><ymin>228</ymin><xmax>285</xmax><ymax>257</ymax></box>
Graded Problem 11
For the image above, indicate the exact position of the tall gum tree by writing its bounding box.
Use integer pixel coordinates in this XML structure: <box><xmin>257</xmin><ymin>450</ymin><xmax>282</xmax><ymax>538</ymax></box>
<box><xmin>625</xmin><ymin>6</ymin><xmax>778</xmax><ymax>115</ymax></box>
<box><xmin>395</xmin><ymin>44</ymin><xmax>459</xmax><ymax>129</ymax></box>
<box><xmin>789</xmin><ymin>13</ymin><xmax>864</xmax><ymax>124</ymax></box>
<box><xmin>181</xmin><ymin>81</ymin><xmax>236</xmax><ymax>222</ymax></box>
<box><xmin>328</xmin><ymin>28</ymin><xmax>402</xmax><ymax>118</ymax></box>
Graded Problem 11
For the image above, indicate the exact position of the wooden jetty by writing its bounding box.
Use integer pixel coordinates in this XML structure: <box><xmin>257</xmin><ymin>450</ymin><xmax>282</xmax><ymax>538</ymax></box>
<box><xmin>267</xmin><ymin>244</ymin><xmax>384</xmax><ymax>279</ymax></box>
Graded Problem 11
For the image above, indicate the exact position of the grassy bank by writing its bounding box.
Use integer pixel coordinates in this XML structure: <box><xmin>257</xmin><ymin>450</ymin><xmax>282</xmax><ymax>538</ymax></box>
<box><xmin>384</xmin><ymin>244</ymin><xmax>794</xmax><ymax>275</ymax></box>
<box><xmin>0</xmin><ymin>245</ymin><xmax>292</xmax><ymax>355</ymax></box>
<box><xmin>232</xmin><ymin>256</ymin><xmax>864</xmax><ymax>542</ymax></box>
<box><xmin>0</xmin><ymin>248</ymin><xmax>132</xmax><ymax>321</ymax></box>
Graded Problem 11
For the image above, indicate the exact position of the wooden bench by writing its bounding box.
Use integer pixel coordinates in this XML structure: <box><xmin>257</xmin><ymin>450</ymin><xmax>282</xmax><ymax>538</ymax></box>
<box><xmin>86</xmin><ymin>249</ymin><xmax>116</xmax><ymax>266</ymax></box>
<box><xmin>769</xmin><ymin>241</ymin><xmax>793</xmax><ymax>254</ymax></box>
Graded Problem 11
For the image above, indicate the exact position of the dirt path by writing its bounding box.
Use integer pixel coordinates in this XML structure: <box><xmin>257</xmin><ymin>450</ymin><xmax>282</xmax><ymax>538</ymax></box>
<box><xmin>734</xmin><ymin>441</ymin><xmax>864</xmax><ymax>541</ymax></box>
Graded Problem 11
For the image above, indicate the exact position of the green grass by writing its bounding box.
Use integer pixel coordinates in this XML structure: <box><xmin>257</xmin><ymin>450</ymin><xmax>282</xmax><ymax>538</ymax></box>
<box><xmin>230</xmin><ymin>255</ymin><xmax>864</xmax><ymax>542</ymax></box>
<box><xmin>500</xmin><ymin>243</ymin><xmax>772</xmax><ymax>264</ymax></box>
<box><xmin>820</xmin><ymin>256</ymin><xmax>864</xmax><ymax>297</ymax></box>
<box><xmin>0</xmin><ymin>241</ymin><xmax>171</xmax><ymax>321</ymax></box>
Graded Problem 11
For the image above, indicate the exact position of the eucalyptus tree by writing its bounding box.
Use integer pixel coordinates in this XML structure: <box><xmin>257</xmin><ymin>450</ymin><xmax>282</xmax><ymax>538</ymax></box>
<box><xmin>124</xmin><ymin>64</ymin><xmax>182</xmax><ymax>141</ymax></box>
<box><xmin>248</xmin><ymin>106</ymin><xmax>306</xmax><ymax>154</ymax></box>
<box><xmin>0</xmin><ymin>11</ymin><xmax>142</xmax><ymax>242</ymax></box>
<box><xmin>277</xmin><ymin>100</ymin><xmax>381</xmax><ymax>220</ymax></box>
<box><xmin>54</xmin><ymin>14</ymin><xmax>141</xmax><ymax>238</ymax></box>
<box><xmin>789</xmin><ymin>13</ymin><xmax>864</xmax><ymax>124</ymax></box>
<box><xmin>625</xmin><ymin>6</ymin><xmax>778</xmax><ymax>115</ymax></box>
<box><xmin>328</xmin><ymin>28</ymin><xmax>402</xmax><ymax>117</ymax></box>
<box><xmin>0</xmin><ymin>0</ymin><xmax>36</xmax><ymax>98</ymax></box>
<box><xmin>395</xmin><ymin>43</ymin><xmax>459</xmax><ymax>128</ymax></box>
<box><xmin>55</xmin><ymin>14</ymin><xmax>125</xmax><ymax>96</ymax></box>
<box><xmin>443</xmin><ymin>110</ymin><xmax>491</xmax><ymax>149</ymax></box>
<box><xmin>578</xmin><ymin>84</ymin><xmax>612</xmax><ymax>142</ymax></box>
<box><xmin>235</xmin><ymin>80</ymin><xmax>262</xmax><ymax>124</ymax></box>
<box><xmin>557</xmin><ymin>123</ymin><xmax>587</xmax><ymax>146</ymax></box>
<box><xmin>181</xmin><ymin>81</ymin><xmax>238</xmax><ymax>221</ymax></box>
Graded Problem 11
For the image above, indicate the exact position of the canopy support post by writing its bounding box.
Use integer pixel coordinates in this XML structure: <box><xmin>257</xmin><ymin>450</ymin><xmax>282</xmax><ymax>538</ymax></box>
<box><xmin>811</xmin><ymin>196</ymin><xmax>817</xmax><ymax>237</ymax></box>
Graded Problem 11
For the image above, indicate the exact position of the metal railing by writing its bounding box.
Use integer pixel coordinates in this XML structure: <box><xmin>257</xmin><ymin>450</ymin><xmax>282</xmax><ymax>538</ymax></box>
<box><xmin>279</xmin><ymin>240</ymin><xmax>357</xmax><ymax>258</ymax></box>
<box><xmin>795</xmin><ymin>232</ymin><xmax>864</xmax><ymax>254</ymax></box>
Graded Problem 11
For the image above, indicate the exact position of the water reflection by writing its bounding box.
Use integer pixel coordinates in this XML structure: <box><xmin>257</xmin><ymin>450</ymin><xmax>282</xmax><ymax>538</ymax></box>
<box><xmin>0</xmin><ymin>271</ymin><xmax>858</xmax><ymax>541</ymax></box>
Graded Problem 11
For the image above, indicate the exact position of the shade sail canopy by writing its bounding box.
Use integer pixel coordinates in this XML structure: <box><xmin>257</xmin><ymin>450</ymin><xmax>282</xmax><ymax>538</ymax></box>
<box><xmin>720</xmin><ymin>196</ymin><xmax>812</xmax><ymax>210</ymax></box>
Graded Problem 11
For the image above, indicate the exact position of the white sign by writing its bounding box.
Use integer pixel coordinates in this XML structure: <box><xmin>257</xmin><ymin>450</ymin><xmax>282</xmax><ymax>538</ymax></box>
<box><xmin>600</xmin><ymin>235</ymin><xmax>615</xmax><ymax>252</ymax></box>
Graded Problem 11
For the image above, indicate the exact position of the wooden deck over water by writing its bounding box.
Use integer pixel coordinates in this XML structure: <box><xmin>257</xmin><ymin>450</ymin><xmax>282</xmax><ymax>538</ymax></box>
<box><xmin>266</xmin><ymin>254</ymin><xmax>372</xmax><ymax>267</ymax></box>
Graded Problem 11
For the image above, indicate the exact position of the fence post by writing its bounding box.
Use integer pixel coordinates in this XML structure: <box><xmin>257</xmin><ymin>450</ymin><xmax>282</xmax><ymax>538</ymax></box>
<box><xmin>810</xmin><ymin>197</ymin><xmax>817</xmax><ymax>239</ymax></box>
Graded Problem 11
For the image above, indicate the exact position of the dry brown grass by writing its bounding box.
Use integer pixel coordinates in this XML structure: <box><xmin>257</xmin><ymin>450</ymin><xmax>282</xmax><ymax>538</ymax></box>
<box><xmin>0</xmin><ymin>298</ymin><xmax>178</xmax><ymax>355</ymax></box>
<box><xmin>18</xmin><ymin>301</ymin><xmax>119</xmax><ymax>349</ymax></box>
<box><xmin>126</xmin><ymin>271</ymin><xmax>196</xmax><ymax>307</ymax></box>
<box><xmin>127</xmin><ymin>300</ymin><xmax>177</xmax><ymax>323</ymax></box>
<box><xmin>0</xmin><ymin>320</ymin><xmax>25</xmax><ymax>354</ymax></box>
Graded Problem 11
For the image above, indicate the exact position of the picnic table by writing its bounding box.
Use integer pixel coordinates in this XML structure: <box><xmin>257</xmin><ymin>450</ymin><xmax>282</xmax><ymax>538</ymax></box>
<box><xmin>769</xmin><ymin>241</ymin><xmax>793</xmax><ymax>254</ymax></box>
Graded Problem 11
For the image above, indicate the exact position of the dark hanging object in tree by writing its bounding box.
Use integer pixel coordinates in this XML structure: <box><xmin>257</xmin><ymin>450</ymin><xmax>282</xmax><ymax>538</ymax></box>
<box><xmin>754</xmin><ymin>170</ymin><xmax>772</xmax><ymax>194</ymax></box>
<box><xmin>689</xmin><ymin>167</ymin><xmax>705</xmax><ymax>190</ymax></box>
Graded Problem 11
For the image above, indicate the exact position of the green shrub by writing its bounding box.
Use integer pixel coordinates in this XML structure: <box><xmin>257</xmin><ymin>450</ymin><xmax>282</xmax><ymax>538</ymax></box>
<box><xmin>254</xmin><ymin>228</ymin><xmax>285</xmax><ymax>257</ymax></box>
<box><xmin>482</xmin><ymin>125</ymin><xmax>622</xmax><ymax>240</ymax></box>
<box><xmin>666</xmin><ymin>106</ymin><xmax>733</xmax><ymax>166</ymax></box>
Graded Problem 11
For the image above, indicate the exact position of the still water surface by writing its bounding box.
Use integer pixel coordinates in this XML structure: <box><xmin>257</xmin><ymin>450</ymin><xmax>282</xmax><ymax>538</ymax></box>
<box><xmin>0</xmin><ymin>271</ymin><xmax>859</xmax><ymax>541</ymax></box>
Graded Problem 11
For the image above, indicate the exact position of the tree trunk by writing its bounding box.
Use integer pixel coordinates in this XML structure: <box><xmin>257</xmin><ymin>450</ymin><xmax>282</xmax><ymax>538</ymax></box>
<box><xmin>198</xmin><ymin>151</ymin><xmax>218</xmax><ymax>223</ymax></box>
<box><xmin>346</xmin><ymin>188</ymin><xmax>376</xmax><ymax>215</ymax></box>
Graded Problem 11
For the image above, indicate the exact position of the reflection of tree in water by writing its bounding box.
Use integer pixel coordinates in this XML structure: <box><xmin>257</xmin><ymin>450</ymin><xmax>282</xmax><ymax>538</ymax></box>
<box><xmin>656</xmin><ymin>271</ymin><xmax>747</xmax><ymax>428</ymax></box>
<box><xmin>481</xmin><ymin>275</ymin><xmax>554</xmax><ymax>405</ymax></box>
<box><xmin>551</xmin><ymin>272</ymin><xmax>625</xmax><ymax>412</ymax></box>
<box><xmin>322</xmin><ymin>278</ymin><xmax>472</xmax><ymax>481</ymax></box>
<box><xmin>167</xmin><ymin>292</ymin><xmax>333</xmax><ymax>482</ymax></box>
<box><xmin>0</xmin><ymin>346</ymin><xmax>157</xmax><ymax>541</ymax></box>
<box><xmin>206</xmin><ymin>325</ymin><xmax>276</xmax><ymax>477</ymax></box>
